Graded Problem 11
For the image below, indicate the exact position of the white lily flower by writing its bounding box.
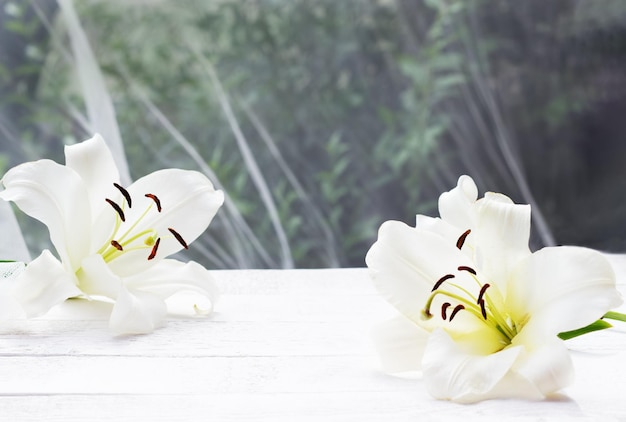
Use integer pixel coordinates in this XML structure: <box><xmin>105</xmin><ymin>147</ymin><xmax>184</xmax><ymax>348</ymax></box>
<box><xmin>366</xmin><ymin>175</ymin><xmax>623</xmax><ymax>403</ymax></box>
<box><xmin>0</xmin><ymin>134</ymin><xmax>224</xmax><ymax>334</ymax></box>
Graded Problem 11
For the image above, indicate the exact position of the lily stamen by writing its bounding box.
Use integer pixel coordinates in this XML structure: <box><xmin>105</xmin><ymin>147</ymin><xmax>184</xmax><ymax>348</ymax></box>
<box><xmin>111</xmin><ymin>240</ymin><xmax>124</xmax><ymax>251</ymax></box>
<box><xmin>432</xmin><ymin>274</ymin><xmax>455</xmax><ymax>292</ymax></box>
<box><xmin>449</xmin><ymin>304</ymin><xmax>465</xmax><ymax>322</ymax></box>
<box><xmin>113</xmin><ymin>183</ymin><xmax>132</xmax><ymax>208</ymax></box>
<box><xmin>145</xmin><ymin>193</ymin><xmax>162</xmax><ymax>212</ymax></box>
<box><xmin>105</xmin><ymin>198</ymin><xmax>125</xmax><ymax>222</ymax></box>
<box><xmin>168</xmin><ymin>228</ymin><xmax>189</xmax><ymax>250</ymax></box>
<box><xmin>479</xmin><ymin>299</ymin><xmax>487</xmax><ymax>319</ymax></box>
<box><xmin>441</xmin><ymin>302</ymin><xmax>452</xmax><ymax>320</ymax></box>
<box><xmin>148</xmin><ymin>237</ymin><xmax>161</xmax><ymax>260</ymax></box>
<box><xmin>456</xmin><ymin>229</ymin><xmax>471</xmax><ymax>249</ymax></box>
<box><xmin>458</xmin><ymin>265</ymin><xmax>476</xmax><ymax>275</ymax></box>
<box><xmin>115</xmin><ymin>204</ymin><xmax>155</xmax><ymax>245</ymax></box>
<box><xmin>477</xmin><ymin>283</ymin><xmax>491</xmax><ymax>303</ymax></box>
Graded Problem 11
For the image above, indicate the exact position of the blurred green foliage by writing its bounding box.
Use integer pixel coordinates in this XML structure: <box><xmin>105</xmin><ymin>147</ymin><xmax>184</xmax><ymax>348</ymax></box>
<box><xmin>2</xmin><ymin>0</ymin><xmax>626</xmax><ymax>267</ymax></box>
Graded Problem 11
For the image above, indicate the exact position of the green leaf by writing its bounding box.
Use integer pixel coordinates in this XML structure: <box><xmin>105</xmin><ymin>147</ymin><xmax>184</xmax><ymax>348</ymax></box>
<box><xmin>558</xmin><ymin>319</ymin><xmax>613</xmax><ymax>341</ymax></box>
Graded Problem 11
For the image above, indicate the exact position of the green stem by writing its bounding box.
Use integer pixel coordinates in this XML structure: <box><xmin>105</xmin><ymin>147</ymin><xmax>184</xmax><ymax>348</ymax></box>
<box><xmin>559</xmin><ymin>311</ymin><xmax>626</xmax><ymax>341</ymax></box>
<box><xmin>558</xmin><ymin>319</ymin><xmax>613</xmax><ymax>341</ymax></box>
<box><xmin>603</xmin><ymin>311</ymin><xmax>626</xmax><ymax>322</ymax></box>
<box><xmin>116</xmin><ymin>203</ymin><xmax>153</xmax><ymax>244</ymax></box>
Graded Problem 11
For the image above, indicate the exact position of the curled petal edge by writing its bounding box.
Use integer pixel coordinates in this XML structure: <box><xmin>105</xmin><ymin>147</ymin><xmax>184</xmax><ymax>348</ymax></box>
<box><xmin>423</xmin><ymin>329</ymin><xmax>574</xmax><ymax>403</ymax></box>
<box><xmin>438</xmin><ymin>175</ymin><xmax>478</xmax><ymax>230</ymax></box>
<box><xmin>79</xmin><ymin>253</ymin><xmax>168</xmax><ymax>335</ymax></box>
<box><xmin>109</xmin><ymin>288</ymin><xmax>167</xmax><ymax>335</ymax></box>
<box><xmin>125</xmin><ymin>259</ymin><xmax>220</xmax><ymax>316</ymax></box>
<box><xmin>12</xmin><ymin>250</ymin><xmax>82</xmax><ymax>318</ymax></box>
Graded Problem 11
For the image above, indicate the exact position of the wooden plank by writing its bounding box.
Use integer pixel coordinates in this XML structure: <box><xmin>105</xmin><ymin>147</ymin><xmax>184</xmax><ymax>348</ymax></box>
<box><xmin>0</xmin><ymin>355</ymin><xmax>409</xmax><ymax>395</ymax></box>
<box><xmin>0</xmin><ymin>343</ymin><xmax>624</xmax><ymax>398</ymax></box>
<box><xmin>0</xmin><ymin>320</ymin><xmax>376</xmax><ymax>357</ymax></box>
<box><xmin>2</xmin><ymin>390</ymin><xmax>622</xmax><ymax>422</ymax></box>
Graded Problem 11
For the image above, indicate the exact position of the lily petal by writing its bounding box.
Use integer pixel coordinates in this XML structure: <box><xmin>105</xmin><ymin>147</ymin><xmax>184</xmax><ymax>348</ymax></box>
<box><xmin>106</xmin><ymin>169</ymin><xmax>224</xmax><ymax>277</ymax></box>
<box><xmin>366</xmin><ymin>220</ymin><xmax>473</xmax><ymax>324</ymax></box>
<box><xmin>65</xmin><ymin>134</ymin><xmax>121</xmax><ymax>250</ymax></box>
<box><xmin>510</xmin><ymin>336</ymin><xmax>574</xmax><ymax>397</ymax></box>
<box><xmin>78</xmin><ymin>254</ymin><xmax>122</xmax><ymax>299</ymax></box>
<box><xmin>473</xmin><ymin>193</ymin><xmax>531</xmax><ymax>288</ymax></box>
<box><xmin>12</xmin><ymin>250</ymin><xmax>82</xmax><ymax>317</ymax></box>
<box><xmin>423</xmin><ymin>329</ymin><xmax>534</xmax><ymax>403</ymax></box>
<box><xmin>109</xmin><ymin>288</ymin><xmax>167</xmax><ymax>335</ymax></box>
<box><xmin>415</xmin><ymin>215</ymin><xmax>464</xmax><ymax>243</ymax></box>
<box><xmin>65</xmin><ymin>133</ymin><xmax>120</xmax><ymax>217</ymax></box>
<box><xmin>509</xmin><ymin>246</ymin><xmax>622</xmax><ymax>337</ymax></box>
<box><xmin>0</xmin><ymin>160</ymin><xmax>91</xmax><ymax>270</ymax></box>
<box><xmin>79</xmin><ymin>253</ymin><xmax>166</xmax><ymax>334</ymax></box>
<box><xmin>124</xmin><ymin>258</ymin><xmax>219</xmax><ymax>315</ymax></box>
<box><xmin>371</xmin><ymin>315</ymin><xmax>429</xmax><ymax>373</ymax></box>
<box><xmin>438</xmin><ymin>175</ymin><xmax>478</xmax><ymax>230</ymax></box>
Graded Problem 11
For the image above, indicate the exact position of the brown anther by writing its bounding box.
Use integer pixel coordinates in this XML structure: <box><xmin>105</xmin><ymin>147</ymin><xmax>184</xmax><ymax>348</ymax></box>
<box><xmin>113</xmin><ymin>183</ymin><xmax>132</xmax><ymax>208</ymax></box>
<box><xmin>148</xmin><ymin>237</ymin><xmax>161</xmax><ymax>260</ymax></box>
<box><xmin>458</xmin><ymin>265</ymin><xmax>477</xmax><ymax>275</ymax></box>
<box><xmin>168</xmin><ymin>228</ymin><xmax>189</xmax><ymax>249</ymax></box>
<box><xmin>432</xmin><ymin>274</ymin><xmax>455</xmax><ymax>292</ymax></box>
<box><xmin>479</xmin><ymin>299</ymin><xmax>487</xmax><ymax>320</ymax></box>
<box><xmin>441</xmin><ymin>302</ymin><xmax>452</xmax><ymax>320</ymax></box>
<box><xmin>145</xmin><ymin>193</ymin><xmax>162</xmax><ymax>212</ymax></box>
<box><xmin>449</xmin><ymin>304</ymin><xmax>465</xmax><ymax>322</ymax></box>
<box><xmin>105</xmin><ymin>198</ymin><xmax>125</xmax><ymax>222</ymax></box>
<box><xmin>110</xmin><ymin>240</ymin><xmax>124</xmax><ymax>251</ymax></box>
<box><xmin>456</xmin><ymin>229</ymin><xmax>471</xmax><ymax>250</ymax></box>
<box><xmin>477</xmin><ymin>283</ymin><xmax>491</xmax><ymax>303</ymax></box>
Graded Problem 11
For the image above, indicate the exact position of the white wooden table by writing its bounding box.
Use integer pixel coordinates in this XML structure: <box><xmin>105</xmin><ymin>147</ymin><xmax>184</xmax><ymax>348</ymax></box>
<box><xmin>1</xmin><ymin>262</ymin><xmax>626</xmax><ymax>421</ymax></box>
